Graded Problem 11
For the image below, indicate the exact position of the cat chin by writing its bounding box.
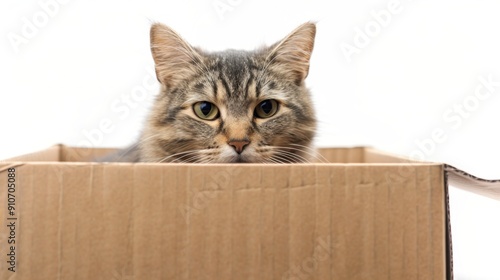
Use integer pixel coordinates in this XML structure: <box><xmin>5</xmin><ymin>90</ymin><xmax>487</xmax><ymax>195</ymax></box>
<box><xmin>217</xmin><ymin>152</ymin><xmax>254</xmax><ymax>163</ymax></box>
<box><xmin>216</xmin><ymin>146</ymin><xmax>262</xmax><ymax>163</ymax></box>
<box><xmin>231</xmin><ymin>154</ymin><xmax>260</xmax><ymax>163</ymax></box>
<box><xmin>226</xmin><ymin>156</ymin><xmax>246</xmax><ymax>163</ymax></box>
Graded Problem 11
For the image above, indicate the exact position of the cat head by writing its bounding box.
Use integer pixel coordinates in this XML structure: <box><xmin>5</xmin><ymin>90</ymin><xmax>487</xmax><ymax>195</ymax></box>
<box><xmin>139</xmin><ymin>22</ymin><xmax>317</xmax><ymax>163</ymax></box>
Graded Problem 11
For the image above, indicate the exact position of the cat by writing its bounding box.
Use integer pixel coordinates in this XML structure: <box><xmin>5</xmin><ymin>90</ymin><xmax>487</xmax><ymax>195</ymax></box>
<box><xmin>101</xmin><ymin>22</ymin><xmax>317</xmax><ymax>163</ymax></box>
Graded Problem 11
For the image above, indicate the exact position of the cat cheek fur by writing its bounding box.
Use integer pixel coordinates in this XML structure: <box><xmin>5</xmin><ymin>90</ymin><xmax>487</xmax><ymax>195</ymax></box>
<box><xmin>137</xmin><ymin>22</ymin><xmax>317</xmax><ymax>163</ymax></box>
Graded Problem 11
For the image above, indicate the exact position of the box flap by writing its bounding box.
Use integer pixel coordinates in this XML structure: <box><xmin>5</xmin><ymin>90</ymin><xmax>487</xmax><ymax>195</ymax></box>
<box><xmin>445</xmin><ymin>164</ymin><xmax>500</xmax><ymax>201</ymax></box>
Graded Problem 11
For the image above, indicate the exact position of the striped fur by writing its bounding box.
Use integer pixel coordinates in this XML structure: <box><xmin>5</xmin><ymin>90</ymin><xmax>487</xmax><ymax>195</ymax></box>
<box><xmin>138</xmin><ymin>22</ymin><xmax>317</xmax><ymax>163</ymax></box>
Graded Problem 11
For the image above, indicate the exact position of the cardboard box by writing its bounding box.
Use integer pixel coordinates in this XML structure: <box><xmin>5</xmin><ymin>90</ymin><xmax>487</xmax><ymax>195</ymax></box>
<box><xmin>1</xmin><ymin>145</ymin><xmax>499</xmax><ymax>279</ymax></box>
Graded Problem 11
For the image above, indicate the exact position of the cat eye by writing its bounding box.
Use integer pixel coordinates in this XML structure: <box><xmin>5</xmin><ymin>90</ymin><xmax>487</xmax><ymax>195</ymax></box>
<box><xmin>193</xmin><ymin>101</ymin><xmax>220</xmax><ymax>120</ymax></box>
<box><xmin>254</xmin><ymin>99</ymin><xmax>279</xmax><ymax>118</ymax></box>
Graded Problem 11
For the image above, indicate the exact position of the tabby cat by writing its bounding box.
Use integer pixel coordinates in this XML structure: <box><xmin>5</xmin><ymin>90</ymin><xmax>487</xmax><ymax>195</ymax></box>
<box><xmin>105</xmin><ymin>22</ymin><xmax>317</xmax><ymax>163</ymax></box>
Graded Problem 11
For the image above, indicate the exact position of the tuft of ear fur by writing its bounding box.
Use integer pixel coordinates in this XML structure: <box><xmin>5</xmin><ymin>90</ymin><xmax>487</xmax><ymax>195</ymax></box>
<box><xmin>150</xmin><ymin>23</ymin><xmax>203</xmax><ymax>89</ymax></box>
<box><xmin>267</xmin><ymin>22</ymin><xmax>316</xmax><ymax>85</ymax></box>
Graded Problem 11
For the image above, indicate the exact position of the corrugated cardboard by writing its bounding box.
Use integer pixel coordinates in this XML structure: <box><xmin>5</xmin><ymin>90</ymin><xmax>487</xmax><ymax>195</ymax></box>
<box><xmin>1</xmin><ymin>144</ymin><xmax>498</xmax><ymax>279</ymax></box>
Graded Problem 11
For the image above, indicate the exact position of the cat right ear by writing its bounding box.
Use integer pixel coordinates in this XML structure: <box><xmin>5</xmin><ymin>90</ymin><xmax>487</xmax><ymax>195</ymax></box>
<box><xmin>266</xmin><ymin>22</ymin><xmax>316</xmax><ymax>86</ymax></box>
<box><xmin>150</xmin><ymin>23</ymin><xmax>203</xmax><ymax>89</ymax></box>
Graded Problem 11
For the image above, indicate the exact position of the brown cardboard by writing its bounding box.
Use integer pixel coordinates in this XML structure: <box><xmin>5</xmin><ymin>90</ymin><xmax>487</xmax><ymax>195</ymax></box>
<box><xmin>0</xmin><ymin>145</ymin><xmax>459</xmax><ymax>279</ymax></box>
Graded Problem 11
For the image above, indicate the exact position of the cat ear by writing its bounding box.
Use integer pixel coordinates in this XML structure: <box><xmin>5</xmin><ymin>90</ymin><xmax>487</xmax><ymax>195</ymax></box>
<box><xmin>150</xmin><ymin>23</ymin><xmax>203</xmax><ymax>89</ymax></box>
<box><xmin>266</xmin><ymin>22</ymin><xmax>316</xmax><ymax>85</ymax></box>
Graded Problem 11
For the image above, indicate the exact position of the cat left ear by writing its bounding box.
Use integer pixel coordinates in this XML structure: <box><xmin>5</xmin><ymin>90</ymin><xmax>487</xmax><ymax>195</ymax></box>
<box><xmin>267</xmin><ymin>22</ymin><xmax>316</xmax><ymax>85</ymax></box>
<box><xmin>150</xmin><ymin>23</ymin><xmax>203</xmax><ymax>89</ymax></box>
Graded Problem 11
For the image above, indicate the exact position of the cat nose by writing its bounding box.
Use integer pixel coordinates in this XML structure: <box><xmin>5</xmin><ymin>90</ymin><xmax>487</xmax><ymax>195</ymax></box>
<box><xmin>228</xmin><ymin>139</ymin><xmax>250</xmax><ymax>154</ymax></box>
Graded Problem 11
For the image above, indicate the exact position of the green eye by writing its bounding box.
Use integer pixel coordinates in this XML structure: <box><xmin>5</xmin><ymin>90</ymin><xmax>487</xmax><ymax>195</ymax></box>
<box><xmin>254</xmin><ymin>99</ymin><xmax>279</xmax><ymax>118</ymax></box>
<box><xmin>193</xmin><ymin>101</ymin><xmax>219</xmax><ymax>120</ymax></box>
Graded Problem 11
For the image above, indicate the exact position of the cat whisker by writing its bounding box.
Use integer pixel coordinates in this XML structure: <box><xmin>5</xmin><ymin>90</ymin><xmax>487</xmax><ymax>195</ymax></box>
<box><xmin>265</xmin><ymin>157</ymin><xmax>288</xmax><ymax>164</ymax></box>
<box><xmin>189</xmin><ymin>150</ymin><xmax>219</xmax><ymax>164</ymax></box>
<box><xmin>153</xmin><ymin>140</ymin><xmax>207</xmax><ymax>163</ymax></box>
<box><xmin>255</xmin><ymin>146</ymin><xmax>301</xmax><ymax>163</ymax></box>
<box><xmin>265</xmin><ymin>150</ymin><xmax>295</xmax><ymax>164</ymax></box>
<box><xmin>276</xmin><ymin>145</ymin><xmax>326</xmax><ymax>163</ymax></box>
<box><xmin>269</xmin><ymin>153</ymin><xmax>297</xmax><ymax>164</ymax></box>
<box><xmin>288</xmin><ymin>143</ymin><xmax>329</xmax><ymax>163</ymax></box>
<box><xmin>159</xmin><ymin>150</ymin><xmax>199</xmax><ymax>163</ymax></box>
<box><xmin>277</xmin><ymin>150</ymin><xmax>309</xmax><ymax>163</ymax></box>
<box><xmin>265</xmin><ymin>145</ymin><xmax>323</xmax><ymax>164</ymax></box>
<box><xmin>159</xmin><ymin>148</ymin><xmax>219</xmax><ymax>163</ymax></box>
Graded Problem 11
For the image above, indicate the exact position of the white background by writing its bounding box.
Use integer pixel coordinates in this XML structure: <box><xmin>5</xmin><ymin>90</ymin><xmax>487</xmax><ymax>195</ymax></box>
<box><xmin>1</xmin><ymin>0</ymin><xmax>500</xmax><ymax>278</ymax></box>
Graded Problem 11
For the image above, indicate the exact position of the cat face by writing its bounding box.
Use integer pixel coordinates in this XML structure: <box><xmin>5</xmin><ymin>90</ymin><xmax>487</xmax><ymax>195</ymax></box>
<box><xmin>139</xmin><ymin>23</ymin><xmax>317</xmax><ymax>163</ymax></box>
